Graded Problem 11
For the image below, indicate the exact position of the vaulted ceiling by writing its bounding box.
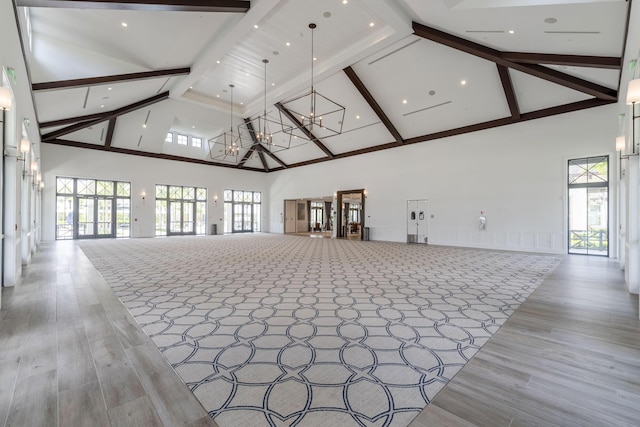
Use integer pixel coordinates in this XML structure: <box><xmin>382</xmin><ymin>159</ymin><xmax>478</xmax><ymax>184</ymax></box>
<box><xmin>16</xmin><ymin>0</ymin><xmax>631</xmax><ymax>172</ymax></box>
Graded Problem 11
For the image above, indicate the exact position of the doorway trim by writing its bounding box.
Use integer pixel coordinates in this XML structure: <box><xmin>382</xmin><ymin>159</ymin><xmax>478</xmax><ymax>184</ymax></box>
<box><xmin>336</xmin><ymin>189</ymin><xmax>365</xmax><ymax>239</ymax></box>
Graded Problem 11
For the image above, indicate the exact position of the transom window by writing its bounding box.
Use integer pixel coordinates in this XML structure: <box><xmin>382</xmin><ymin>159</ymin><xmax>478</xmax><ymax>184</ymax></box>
<box><xmin>176</xmin><ymin>134</ymin><xmax>188</xmax><ymax>145</ymax></box>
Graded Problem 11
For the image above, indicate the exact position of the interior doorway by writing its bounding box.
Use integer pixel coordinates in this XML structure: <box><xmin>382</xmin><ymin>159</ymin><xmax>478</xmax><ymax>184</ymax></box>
<box><xmin>284</xmin><ymin>197</ymin><xmax>333</xmax><ymax>235</ymax></box>
<box><xmin>336</xmin><ymin>189</ymin><xmax>365</xmax><ymax>240</ymax></box>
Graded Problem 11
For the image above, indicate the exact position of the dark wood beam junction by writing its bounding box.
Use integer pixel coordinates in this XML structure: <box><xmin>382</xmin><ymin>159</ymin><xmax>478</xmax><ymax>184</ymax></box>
<box><xmin>16</xmin><ymin>0</ymin><xmax>250</xmax><ymax>13</ymax></box>
<box><xmin>343</xmin><ymin>66</ymin><xmax>404</xmax><ymax>144</ymax></box>
<box><xmin>275</xmin><ymin>102</ymin><xmax>334</xmax><ymax>159</ymax></box>
<box><xmin>255</xmin><ymin>144</ymin><xmax>288</xmax><ymax>169</ymax></box>
<box><xmin>240</xmin><ymin>119</ymin><xmax>268</xmax><ymax>171</ymax></box>
<box><xmin>104</xmin><ymin>118</ymin><xmax>116</xmax><ymax>148</ymax></box>
<box><xmin>41</xmin><ymin>92</ymin><xmax>169</xmax><ymax>141</ymax></box>
<box><xmin>412</xmin><ymin>22</ymin><xmax>618</xmax><ymax>101</ymax></box>
<box><xmin>496</xmin><ymin>65</ymin><xmax>521</xmax><ymax>120</ymax></box>
<box><xmin>32</xmin><ymin>67</ymin><xmax>190</xmax><ymax>91</ymax></box>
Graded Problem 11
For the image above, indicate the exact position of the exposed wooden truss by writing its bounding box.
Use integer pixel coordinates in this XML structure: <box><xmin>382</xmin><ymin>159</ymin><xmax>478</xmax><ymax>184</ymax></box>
<box><xmin>16</xmin><ymin>0</ymin><xmax>250</xmax><ymax>13</ymax></box>
<box><xmin>32</xmin><ymin>68</ymin><xmax>190</xmax><ymax>91</ymax></box>
<box><xmin>35</xmin><ymin>19</ymin><xmax>623</xmax><ymax>173</ymax></box>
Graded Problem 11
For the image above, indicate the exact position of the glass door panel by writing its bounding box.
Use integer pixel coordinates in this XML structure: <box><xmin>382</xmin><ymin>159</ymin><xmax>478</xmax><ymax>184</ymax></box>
<box><xmin>78</xmin><ymin>198</ymin><xmax>95</xmax><ymax>237</ymax></box>
<box><xmin>182</xmin><ymin>202</ymin><xmax>194</xmax><ymax>233</ymax></box>
<box><xmin>169</xmin><ymin>201</ymin><xmax>182</xmax><ymax>233</ymax></box>
<box><xmin>243</xmin><ymin>204</ymin><xmax>253</xmax><ymax>231</ymax></box>
<box><xmin>568</xmin><ymin>187</ymin><xmax>608</xmax><ymax>255</ymax></box>
<box><xmin>97</xmin><ymin>198</ymin><xmax>113</xmax><ymax>236</ymax></box>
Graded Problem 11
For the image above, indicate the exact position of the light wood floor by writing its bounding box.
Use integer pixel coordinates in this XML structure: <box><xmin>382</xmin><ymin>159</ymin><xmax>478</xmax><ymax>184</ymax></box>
<box><xmin>410</xmin><ymin>253</ymin><xmax>640</xmax><ymax>427</ymax></box>
<box><xmin>0</xmin><ymin>241</ymin><xmax>638</xmax><ymax>427</ymax></box>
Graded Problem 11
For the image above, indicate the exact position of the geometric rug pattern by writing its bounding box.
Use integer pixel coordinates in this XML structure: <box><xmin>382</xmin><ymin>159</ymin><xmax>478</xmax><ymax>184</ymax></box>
<box><xmin>79</xmin><ymin>234</ymin><xmax>561</xmax><ymax>427</ymax></box>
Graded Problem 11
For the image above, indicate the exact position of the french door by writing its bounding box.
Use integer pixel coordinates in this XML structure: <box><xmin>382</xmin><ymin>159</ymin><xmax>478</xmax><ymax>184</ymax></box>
<box><xmin>233</xmin><ymin>202</ymin><xmax>253</xmax><ymax>233</ymax></box>
<box><xmin>568</xmin><ymin>156</ymin><xmax>608</xmax><ymax>256</ymax></box>
<box><xmin>169</xmin><ymin>200</ymin><xmax>195</xmax><ymax>235</ymax></box>
<box><xmin>77</xmin><ymin>196</ymin><xmax>114</xmax><ymax>239</ymax></box>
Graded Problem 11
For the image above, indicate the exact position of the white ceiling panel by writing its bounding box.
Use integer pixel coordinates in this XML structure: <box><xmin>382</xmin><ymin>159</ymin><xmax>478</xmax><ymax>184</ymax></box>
<box><xmin>405</xmin><ymin>0</ymin><xmax>627</xmax><ymax>55</ymax></box>
<box><xmin>353</xmin><ymin>37</ymin><xmax>512</xmax><ymax>139</ymax></box>
<box><xmin>63</xmin><ymin>122</ymin><xmax>110</xmax><ymax>146</ymax></box>
<box><xmin>509</xmin><ymin>69</ymin><xmax>591</xmax><ymax>114</ymax></box>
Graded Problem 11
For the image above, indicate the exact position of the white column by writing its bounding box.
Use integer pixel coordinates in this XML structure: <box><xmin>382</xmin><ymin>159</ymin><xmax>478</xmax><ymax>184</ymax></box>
<box><xmin>625</xmin><ymin>157</ymin><xmax>639</xmax><ymax>295</ymax></box>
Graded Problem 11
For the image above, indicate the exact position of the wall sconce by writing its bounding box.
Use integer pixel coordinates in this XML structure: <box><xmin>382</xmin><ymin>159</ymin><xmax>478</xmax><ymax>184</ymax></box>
<box><xmin>39</xmin><ymin>181</ymin><xmax>44</xmax><ymax>191</ymax></box>
<box><xmin>625</xmin><ymin>78</ymin><xmax>640</xmax><ymax>154</ymax></box>
<box><xmin>0</xmin><ymin>86</ymin><xmax>12</xmax><ymax>111</ymax></box>
<box><xmin>214</xmin><ymin>195</ymin><xmax>218</xmax><ymax>206</ymax></box>
<box><xmin>19</xmin><ymin>138</ymin><xmax>30</xmax><ymax>157</ymax></box>
<box><xmin>141</xmin><ymin>191</ymin><xmax>146</xmax><ymax>201</ymax></box>
<box><xmin>618</xmin><ymin>78</ymin><xmax>640</xmax><ymax>179</ymax></box>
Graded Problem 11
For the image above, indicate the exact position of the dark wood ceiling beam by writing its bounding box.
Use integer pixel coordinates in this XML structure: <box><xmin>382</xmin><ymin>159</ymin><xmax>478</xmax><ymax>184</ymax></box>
<box><xmin>283</xmin><ymin>98</ymin><xmax>614</xmax><ymax>170</ymax></box>
<box><xmin>16</xmin><ymin>0</ymin><xmax>250</xmax><ymax>13</ymax></box>
<box><xmin>403</xmin><ymin>98</ymin><xmax>614</xmax><ymax>144</ymax></box>
<box><xmin>275</xmin><ymin>102</ymin><xmax>334</xmax><ymax>159</ymax></box>
<box><xmin>255</xmin><ymin>144</ymin><xmax>288</xmax><ymax>169</ymax></box>
<box><xmin>41</xmin><ymin>91</ymin><xmax>168</xmax><ymax>141</ymax></box>
<box><xmin>104</xmin><ymin>118</ymin><xmax>116</xmax><ymax>148</ymax></box>
<box><xmin>238</xmin><ymin>119</ymin><xmax>261</xmax><ymax>169</ymax></box>
<box><xmin>43</xmin><ymin>139</ymin><xmax>266</xmax><ymax>171</ymax></box>
<box><xmin>237</xmin><ymin>145</ymin><xmax>255</xmax><ymax>167</ymax></box>
<box><xmin>501</xmin><ymin>52</ymin><xmax>621</xmax><ymax>69</ymax></box>
<box><xmin>343</xmin><ymin>66</ymin><xmax>404</xmax><ymax>144</ymax></box>
<box><xmin>496</xmin><ymin>65</ymin><xmax>520</xmax><ymax>120</ymax></box>
<box><xmin>40</xmin><ymin>112</ymin><xmax>112</xmax><ymax>129</ymax></box>
<box><xmin>32</xmin><ymin>67</ymin><xmax>190</xmax><ymax>91</ymax></box>
<box><xmin>256</xmin><ymin>148</ymin><xmax>269</xmax><ymax>172</ymax></box>
<box><xmin>412</xmin><ymin>22</ymin><xmax>618</xmax><ymax>101</ymax></box>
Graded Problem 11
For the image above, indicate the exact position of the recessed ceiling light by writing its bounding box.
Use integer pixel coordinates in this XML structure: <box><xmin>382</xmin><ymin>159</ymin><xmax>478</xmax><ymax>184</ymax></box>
<box><xmin>544</xmin><ymin>17</ymin><xmax>558</xmax><ymax>24</ymax></box>
<box><xmin>100</xmin><ymin>105</ymin><xmax>104</xmax><ymax>108</ymax></box>
<box><xmin>342</xmin><ymin>0</ymin><xmax>347</xmax><ymax>4</ymax></box>
<box><xmin>461</xmin><ymin>80</ymin><xmax>467</xmax><ymax>85</ymax></box>
<box><xmin>323</xmin><ymin>11</ymin><xmax>331</xmax><ymax>18</ymax></box>
<box><xmin>272</xmin><ymin>83</ymin><xmax>276</xmax><ymax>86</ymax></box>
<box><xmin>192</xmin><ymin>125</ymin><xmax>195</xmax><ymax>129</ymax></box>
<box><xmin>402</xmin><ymin>99</ymin><xmax>407</xmax><ymax>104</ymax></box>
<box><xmin>142</xmin><ymin>124</ymin><xmax>147</xmax><ymax>128</ymax></box>
<box><xmin>121</xmin><ymin>22</ymin><xmax>128</xmax><ymax>27</ymax></box>
<box><xmin>369</xmin><ymin>22</ymin><xmax>375</xmax><ymax>27</ymax></box>
<box><xmin>240</xmin><ymin>102</ymin><xmax>243</xmax><ymax>105</ymax></box>
<box><xmin>428</xmin><ymin>90</ymin><xmax>436</xmax><ymax>96</ymax></box>
<box><xmin>216</xmin><ymin>60</ymin><xmax>221</xmax><ymax>64</ymax></box>
<box><xmin>216</xmin><ymin>94</ymin><xmax>220</xmax><ymax>98</ymax></box>
<box><xmin>286</xmin><ymin>42</ymin><xmax>291</xmax><ymax>46</ymax></box>
<box><xmin>508</xmin><ymin>30</ymin><xmax>515</xmax><ymax>34</ymax></box>
<box><xmin>254</xmin><ymin>24</ymin><xmax>259</xmax><ymax>29</ymax></box>
<box><xmin>246</xmin><ymin>72</ymin><xmax>249</xmax><ymax>76</ymax></box>
<box><xmin>356</xmin><ymin>115</ymin><xmax>360</xmax><ymax>119</ymax></box>
<box><xmin>108</xmin><ymin>87</ymin><xmax>112</xmax><ymax>91</ymax></box>
<box><xmin>313</xmin><ymin>57</ymin><xmax>317</xmax><ymax>61</ymax></box>
<box><xmin>189</xmin><ymin>86</ymin><xmax>193</xmax><ymax>89</ymax></box>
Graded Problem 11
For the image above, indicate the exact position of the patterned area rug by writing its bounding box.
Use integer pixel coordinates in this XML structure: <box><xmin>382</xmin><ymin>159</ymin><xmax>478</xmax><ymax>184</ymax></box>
<box><xmin>79</xmin><ymin>235</ymin><xmax>560</xmax><ymax>426</ymax></box>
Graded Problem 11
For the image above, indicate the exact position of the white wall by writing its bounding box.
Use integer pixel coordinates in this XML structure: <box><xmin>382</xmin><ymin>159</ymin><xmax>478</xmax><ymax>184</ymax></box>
<box><xmin>41</xmin><ymin>144</ymin><xmax>269</xmax><ymax>240</ymax></box>
<box><xmin>268</xmin><ymin>105</ymin><xmax>619</xmax><ymax>255</ymax></box>
<box><xmin>1</xmin><ymin>1</ymin><xmax>43</xmax><ymax>290</ymax></box>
